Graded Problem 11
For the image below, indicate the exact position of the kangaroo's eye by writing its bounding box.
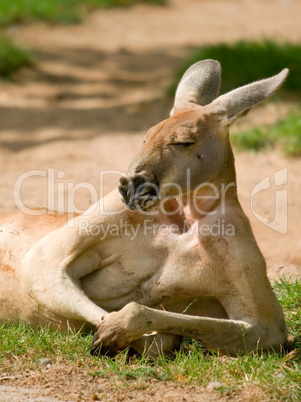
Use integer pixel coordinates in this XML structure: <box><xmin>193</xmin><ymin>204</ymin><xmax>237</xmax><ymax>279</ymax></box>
<box><xmin>168</xmin><ymin>142</ymin><xmax>195</xmax><ymax>147</ymax></box>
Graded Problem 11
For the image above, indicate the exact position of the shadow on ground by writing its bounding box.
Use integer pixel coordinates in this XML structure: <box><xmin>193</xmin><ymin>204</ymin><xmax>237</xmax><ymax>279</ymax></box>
<box><xmin>0</xmin><ymin>46</ymin><xmax>196</xmax><ymax>151</ymax></box>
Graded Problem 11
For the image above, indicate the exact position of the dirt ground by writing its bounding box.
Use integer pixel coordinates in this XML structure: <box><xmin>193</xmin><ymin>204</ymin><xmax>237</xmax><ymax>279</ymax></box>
<box><xmin>0</xmin><ymin>0</ymin><xmax>301</xmax><ymax>400</ymax></box>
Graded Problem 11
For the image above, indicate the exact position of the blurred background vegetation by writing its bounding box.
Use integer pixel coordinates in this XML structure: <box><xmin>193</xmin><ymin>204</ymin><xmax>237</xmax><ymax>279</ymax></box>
<box><xmin>0</xmin><ymin>0</ymin><xmax>164</xmax><ymax>76</ymax></box>
<box><xmin>170</xmin><ymin>41</ymin><xmax>301</xmax><ymax>96</ymax></box>
<box><xmin>231</xmin><ymin>113</ymin><xmax>301</xmax><ymax>157</ymax></box>
<box><xmin>0</xmin><ymin>0</ymin><xmax>164</xmax><ymax>27</ymax></box>
<box><xmin>0</xmin><ymin>35</ymin><xmax>32</xmax><ymax>77</ymax></box>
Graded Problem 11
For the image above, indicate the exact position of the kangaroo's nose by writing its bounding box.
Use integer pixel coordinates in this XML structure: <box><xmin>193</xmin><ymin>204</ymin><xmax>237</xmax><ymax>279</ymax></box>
<box><xmin>118</xmin><ymin>175</ymin><xmax>146</xmax><ymax>207</ymax></box>
<box><xmin>118</xmin><ymin>173</ymin><xmax>160</xmax><ymax>211</ymax></box>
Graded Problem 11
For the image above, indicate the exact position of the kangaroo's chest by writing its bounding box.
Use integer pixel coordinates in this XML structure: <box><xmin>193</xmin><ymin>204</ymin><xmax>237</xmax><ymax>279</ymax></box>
<box><xmin>80</xmin><ymin>218</ymin><xmax>227</xmax><ymax>311</ymax></box>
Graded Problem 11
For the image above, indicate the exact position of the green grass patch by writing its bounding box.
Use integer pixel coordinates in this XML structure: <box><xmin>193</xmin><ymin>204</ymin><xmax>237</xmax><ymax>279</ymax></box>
<box><xmin>170</xmin><ymin>41</ymin><xmax>301</xmax><ymax>96</ymax></box>
<box><xmin>0</xmin><ymin>0</ymin><xmax>165</xmax><ymax>77</ymax></box>
<box><xmin>231</xmin><ymin>112</ymin><xmax>301</xmax><ymax>157</ymax></box>
<box><xmin>0</xmin><ymin>0</ymin><xmax>165</xmax><ymax>26</ymax></box>
<box><xmin>0</xmin><ymin>279</ymin><xmax>300</xmax><ymax>400</ymax></box>
<box><xmin>0</xmin><ymin>34</ymin><xmax>33</xmax><ymax>77</ymax></box>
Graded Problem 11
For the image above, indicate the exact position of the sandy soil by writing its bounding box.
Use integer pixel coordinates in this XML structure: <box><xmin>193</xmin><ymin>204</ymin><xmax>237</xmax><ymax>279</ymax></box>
<box><xmin>0</xmin><ymin>0</ymin><xmax>301</xmax><ymax>400</ymax></box>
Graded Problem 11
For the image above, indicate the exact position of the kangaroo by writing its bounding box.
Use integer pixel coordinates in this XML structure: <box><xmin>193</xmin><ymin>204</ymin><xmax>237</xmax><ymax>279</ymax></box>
<box><xmin>0</xmin><ymin>60</ymin><xmax>288</xmax><ymax>357</ymax></box>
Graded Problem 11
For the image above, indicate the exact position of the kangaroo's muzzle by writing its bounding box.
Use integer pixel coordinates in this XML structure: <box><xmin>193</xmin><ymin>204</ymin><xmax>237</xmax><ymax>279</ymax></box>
<box><xmin>118</xmin><ymin>173</ymin><xmax>160</xmax><ymax>211</ymax></box>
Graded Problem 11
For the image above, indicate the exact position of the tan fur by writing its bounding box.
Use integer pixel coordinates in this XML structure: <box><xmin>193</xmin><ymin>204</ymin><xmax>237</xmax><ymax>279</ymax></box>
<box><xmin>0</xmin><ymin>61</ymin><xmax>288</xmax><ymax>356</ymax></box>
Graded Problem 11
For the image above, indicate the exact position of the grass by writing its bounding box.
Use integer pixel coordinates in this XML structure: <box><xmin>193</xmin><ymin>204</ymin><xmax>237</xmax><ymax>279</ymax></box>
<box><xmin>0</xmin><ymin>0</ymin><xmax>165</xmax><ymax>26</ymax></box>
<box><xmin>0</xmin><ymin>279</ymin><xmax>300</xmax><ymax>400</ymax></box>
<box><xmin>231</xmin><ymin>112</ymin><xmax>301</xmax><ymax>157</ymax></box>
<box><xmin>0</xmin><ymin>34</ymin><xmax>34</xmax><ymax>77</ymax></box>
<box><xmin>170</xmin><ymin>41</ymin><xmax>301</xmax><ymax>96</ymax></box>
<box><xmin>0</xmin><ymin>0</ymin><xmax>164</xmax><ymax>77</ymax></box>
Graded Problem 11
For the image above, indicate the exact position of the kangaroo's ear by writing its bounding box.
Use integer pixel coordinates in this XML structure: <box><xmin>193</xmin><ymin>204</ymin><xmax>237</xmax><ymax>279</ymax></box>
<box><xmin>208</xmin><ymin>68</ymin><xmax>289</xmax><ymax>126</ymax></box>
<box><xmin>171</xmin><ymin>60</ymin><xmax>221</xmax><ymax>116</ymax></box>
